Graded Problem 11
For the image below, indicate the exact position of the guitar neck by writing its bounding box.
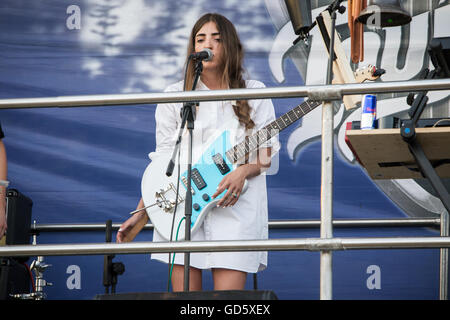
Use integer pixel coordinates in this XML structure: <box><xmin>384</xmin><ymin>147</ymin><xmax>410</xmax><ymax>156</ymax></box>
<box><xmin>226</xmin><ymin>99</ymin><xmax>322</xmax><ymax>163</ymax></box>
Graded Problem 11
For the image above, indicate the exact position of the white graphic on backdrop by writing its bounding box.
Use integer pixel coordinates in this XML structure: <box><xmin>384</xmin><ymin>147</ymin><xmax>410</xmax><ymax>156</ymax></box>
<box><xmin>78</xmin><ymin>0</ymin><xmax>273</xmax><ymax>91</ymax></box>
<box><xmin>266</xmin><ymin>0</ymin><xmax>450</xmax><ymax>218</ymax></box>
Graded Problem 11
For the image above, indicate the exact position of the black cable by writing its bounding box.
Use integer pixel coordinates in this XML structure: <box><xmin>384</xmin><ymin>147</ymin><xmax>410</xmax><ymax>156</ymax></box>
<box><xmin>22</xmin><ymin>262</ymin><xmax>35</xmax><ymax>293</ymax></box>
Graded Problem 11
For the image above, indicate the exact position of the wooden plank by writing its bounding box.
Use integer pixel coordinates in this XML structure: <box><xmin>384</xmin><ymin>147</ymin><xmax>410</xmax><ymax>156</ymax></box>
<box><xmin>346</xmin><ymin>127</ymin><xmax>450</xmax><ymax>179</ymax></box>
<box><xmin>321</xmin><ymin>10</ymin><xmax>362</xmax><ymax>111</ymax></box>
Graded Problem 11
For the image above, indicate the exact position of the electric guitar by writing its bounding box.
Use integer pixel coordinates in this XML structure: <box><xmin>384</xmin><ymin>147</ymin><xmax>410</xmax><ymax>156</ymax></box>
<box><xmin>141</xmin><ymin>65</ymin><xmax>383</xmax><ymax>241</ymax></box>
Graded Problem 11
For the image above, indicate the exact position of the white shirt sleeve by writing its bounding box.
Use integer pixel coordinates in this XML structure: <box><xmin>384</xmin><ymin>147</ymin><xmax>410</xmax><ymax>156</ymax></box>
<box><xmin>149</xmin><ymin>83</ymin><xmax>182</xmax><ymax>160</ymax></box>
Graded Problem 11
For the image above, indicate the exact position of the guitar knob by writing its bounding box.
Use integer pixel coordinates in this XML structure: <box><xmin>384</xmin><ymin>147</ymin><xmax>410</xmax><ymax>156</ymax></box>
<box><xmin>202</xmin><ymin>193</ymin><xmax>210</xmax><ymax>202</ymax></box>
<box><xmin>193</xmin><ymin>203</ymin><xmax>201</xmax><ymax>211</ymax></box>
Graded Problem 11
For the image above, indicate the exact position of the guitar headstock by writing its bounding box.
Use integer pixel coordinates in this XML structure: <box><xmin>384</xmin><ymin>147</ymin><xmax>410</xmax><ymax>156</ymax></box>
<box><xmin>354</xmin><ymin>64</ymin><xmax>386</xmax><ymax>83</ymax></box>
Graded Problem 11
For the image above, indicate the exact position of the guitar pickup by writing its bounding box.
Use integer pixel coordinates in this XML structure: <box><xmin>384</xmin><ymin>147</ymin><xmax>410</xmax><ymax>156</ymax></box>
<box><xmin>180</xmin><ymin>176</ymin><xmax>195</xmax><ymax>195</ymax></box>
<box><xmin>212</xmin><ymin>153</ymin><xmax>231</xmax><ymax>175</ymax></box>
<box><xmin>191</xmin><ymin>168</ymin><xmax>207</xmax><ymax>190</ymax></box>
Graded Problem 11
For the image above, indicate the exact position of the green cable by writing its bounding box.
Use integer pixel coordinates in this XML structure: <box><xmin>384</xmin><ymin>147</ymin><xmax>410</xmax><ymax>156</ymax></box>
<box><xmin>168</xmin><ymin>216</ymin><xmax>186</xmax><ymax>290</ymax></box>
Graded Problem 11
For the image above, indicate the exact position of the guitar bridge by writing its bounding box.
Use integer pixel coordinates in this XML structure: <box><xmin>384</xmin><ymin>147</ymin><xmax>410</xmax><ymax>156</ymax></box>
<box><xmin>155</xmin><ymin>183</ymin><xmax>184</xmax><ymax>213</ymax></box>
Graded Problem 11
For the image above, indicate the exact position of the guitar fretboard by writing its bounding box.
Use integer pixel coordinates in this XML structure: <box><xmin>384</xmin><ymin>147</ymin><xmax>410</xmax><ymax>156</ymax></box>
<box><xmin>226</xmin><ymin>99</ymin><xmax>322</xmax><ymax>163</ymax></box>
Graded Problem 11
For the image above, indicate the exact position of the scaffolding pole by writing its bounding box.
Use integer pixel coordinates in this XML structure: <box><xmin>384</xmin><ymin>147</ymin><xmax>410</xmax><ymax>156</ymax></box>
<box><xmin>1</xmin><ymin>237</ymin><xmax>450</xmax><ymax>257</ymax></box>
<box><xmin>29</xmin><ymin>218</ymin><xmax>441</xmax><ymax>232</ymax></box>
<box><xmin>0</xmin><ymin>79</ymin><xmax>449</xmax><ymax>109</ymax></box>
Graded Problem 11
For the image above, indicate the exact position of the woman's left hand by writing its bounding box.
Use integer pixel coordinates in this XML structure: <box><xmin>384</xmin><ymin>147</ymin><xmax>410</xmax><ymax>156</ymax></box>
<box><xmin>212</xmin><ymin>165</ymin><xmax>247</xmax><ymax>208</ymax></box>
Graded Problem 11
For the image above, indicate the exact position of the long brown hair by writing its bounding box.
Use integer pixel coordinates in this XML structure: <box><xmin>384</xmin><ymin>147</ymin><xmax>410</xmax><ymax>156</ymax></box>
<box><xmin>184</xmin><ymin>13</ymin><xmax>255</xmax><ymax>130</ymax></box>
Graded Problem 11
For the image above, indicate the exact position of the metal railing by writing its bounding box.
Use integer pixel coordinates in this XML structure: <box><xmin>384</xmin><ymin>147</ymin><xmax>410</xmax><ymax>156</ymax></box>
<box><xmin>29</xmin><ymin>217</ymin><xmax>441</xmax><ymax>232</ymax></box>
<box><xmin>0</xmin><ymin>78</ymin><xmax>449</xmax><ymax>109</ymax></box>
<box><xmin>1</xmin><ymin>78</ymin><xmax>449</xmax><ymax>300</ymax></box>
<box><xmin>1</xmin><ymin>237</ymin><xmax>450</xmax><ymax>257</ymax></box>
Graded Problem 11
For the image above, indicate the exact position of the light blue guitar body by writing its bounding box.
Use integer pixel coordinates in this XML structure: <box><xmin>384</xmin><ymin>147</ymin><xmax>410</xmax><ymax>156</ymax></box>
<box><xmin>179</xmin><ymin>130</ymin><xmax>235</xmax><ymax>229</ymax></box>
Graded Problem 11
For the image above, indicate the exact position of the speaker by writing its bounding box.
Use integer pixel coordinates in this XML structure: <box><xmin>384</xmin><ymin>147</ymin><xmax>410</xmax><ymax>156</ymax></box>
<box><xmin>5</xmin><ymin>189</ymin><xmax>33</xmax><ymax>247</ymax></box>
<box><xmin>0</xmin><ymin>189</ymin><xmax>33</xmax><ymax>299</ymax></box>
<box><xmin>94</xmin><ymin>290</ymin><xmax>278</xmax><ymax>300</ymax></box>
<box><xmin>0</xmin><ymin>258</ymin><xmax>31</xmax><ymax>300</ymax></box>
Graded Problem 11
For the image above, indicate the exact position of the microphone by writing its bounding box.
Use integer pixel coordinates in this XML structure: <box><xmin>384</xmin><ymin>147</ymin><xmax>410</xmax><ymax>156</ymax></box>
<box><xmin>189</xmin><ymin>48</ymin><xmax>213</xmax><ymax>61</ymax></box>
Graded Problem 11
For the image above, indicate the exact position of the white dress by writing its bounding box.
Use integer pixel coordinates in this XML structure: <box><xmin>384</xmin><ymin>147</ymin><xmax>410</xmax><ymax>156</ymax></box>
<box><xmin>150</xmin><ymin>79</ymin><xmax>280</xmax><ymax>273</ymax></box>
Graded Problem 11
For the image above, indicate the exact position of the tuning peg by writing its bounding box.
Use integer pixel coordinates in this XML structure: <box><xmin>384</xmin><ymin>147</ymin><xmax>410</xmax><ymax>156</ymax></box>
<box><xmin>373</xmin><ymin>68</ymin><xmax>386</xmax><ymax>77</ymax></box>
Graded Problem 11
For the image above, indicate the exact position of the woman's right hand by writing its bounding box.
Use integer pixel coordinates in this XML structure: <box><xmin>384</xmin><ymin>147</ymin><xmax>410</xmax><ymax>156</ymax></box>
<box><xmin>116</xmin><ymin>210</ymin><xmax>147</xmax><ymax>243</ymax></box>
<box><xmin>116</xmin><ymin>214</ymin><xmax>137</xmax><ymax>243</ymax></box>
<box><xmin>117</xmin><ymin>198</ymin><xmax>147</xmax><ymax>243</ymax></box>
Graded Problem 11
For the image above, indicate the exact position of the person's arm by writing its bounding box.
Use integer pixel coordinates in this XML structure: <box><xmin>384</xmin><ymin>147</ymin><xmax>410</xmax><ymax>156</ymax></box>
<box><xmin>116</xmin><ymin>88</ymin><xmax>179</xmax><ymax>243</ymax></box>
<box><xmin>0</xmin><ymin>141</ymin><xmax>8</xmax><ymax>239</ymax></box>
<box><xmin>116</xmin><ymin>198</ymin><xmax>148</xmax><ymax>243</ymax></box>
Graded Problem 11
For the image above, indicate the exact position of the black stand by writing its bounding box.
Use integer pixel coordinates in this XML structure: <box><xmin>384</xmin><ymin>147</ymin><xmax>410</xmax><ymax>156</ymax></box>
<box><xmin>400</xmin><ymin>68</ymin><xmax>450</xmax><ymax>214</ymax></box>
<box><xmin>103</xmin><ymin>220</ymin><xmax>124</xmax><ymax>294</ymax></box>
<box><xmin>400</xmin><ymin>61</ymin><xmax>450</xmax><ymax>300</ymax></box>
<box><xmin>166</xmin><ymin>59</ymin><xmax>203</xmax><ymax>292</ymax></box>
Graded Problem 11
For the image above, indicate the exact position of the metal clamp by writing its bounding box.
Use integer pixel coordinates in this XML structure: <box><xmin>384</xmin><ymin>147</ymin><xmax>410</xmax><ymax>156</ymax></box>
<box><xmin>306</xmin><ymin>238</ymin><xmax>344</xmax><ymax>251</ymax></box>
<box><xmin>308</xmin><ymin>87</ymin><xmax>342</xmax><ymax>101</ymax></box>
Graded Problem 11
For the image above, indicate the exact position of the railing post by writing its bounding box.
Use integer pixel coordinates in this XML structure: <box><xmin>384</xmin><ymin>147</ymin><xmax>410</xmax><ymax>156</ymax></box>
<box><xmin>440</xmin><ymin>210</ymin><xmax>449</xmax><ymax>300</ymax></box>
<box><xmin>320</xmin><ymin>100</ymin><xmax>334</xmax><ymax>300</ymax></box>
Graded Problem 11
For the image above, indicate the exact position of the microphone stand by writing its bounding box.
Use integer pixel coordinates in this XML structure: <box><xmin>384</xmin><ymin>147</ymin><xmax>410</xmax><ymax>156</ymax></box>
<box><xmin>103</xmin><ymin>219</ymin><xmax>124</xmax><ymax>294</ymax></box>
<box><xmin>166</xmin><ymin>58</ymin><xmax>203</xmax><ymax>292</ymax></box>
